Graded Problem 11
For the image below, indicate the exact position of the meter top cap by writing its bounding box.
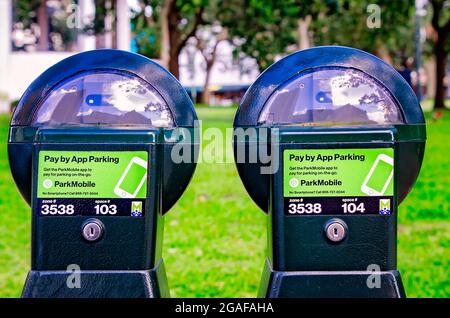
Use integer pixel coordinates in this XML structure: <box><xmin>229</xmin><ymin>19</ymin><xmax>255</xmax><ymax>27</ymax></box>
<box><xmin>233</xmin><ymin>46</ymin><xmax>426</xmax><ymax>213</ymax></box>
<box><xmin>10</xmin><ymin>49</ymin><xmax>196</xmax><ymax>129</ymax></box>
<box><xmin>235</xmin><ymin>46</ymin><xmax>424</xmax><ymax>127</ymax></box>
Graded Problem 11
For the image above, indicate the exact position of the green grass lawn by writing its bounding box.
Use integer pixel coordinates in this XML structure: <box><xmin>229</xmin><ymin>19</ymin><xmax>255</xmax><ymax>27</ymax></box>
<box><xmin>0</xmin><ymin>107</ymin><xmax>449</xmax><ymax>297</ymax></box>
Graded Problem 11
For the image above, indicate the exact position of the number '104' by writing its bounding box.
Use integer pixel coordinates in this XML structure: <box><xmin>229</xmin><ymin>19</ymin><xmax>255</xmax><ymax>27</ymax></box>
<box><xmin>341</xmin><ymin>202</ymin><xmax>365</xmax><ymax>213</ymax></box>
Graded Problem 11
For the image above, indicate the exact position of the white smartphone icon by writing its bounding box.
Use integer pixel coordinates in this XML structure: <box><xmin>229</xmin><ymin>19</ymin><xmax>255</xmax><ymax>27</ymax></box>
<box><xmin>360</xmin><ymin>153</ymin><xmax>394</xmax><ymax>196</ymax></box>
<box><xmin>114</xmin><ymin>156</ymin><xmax>148</xmax><ymax>198</ymax></box>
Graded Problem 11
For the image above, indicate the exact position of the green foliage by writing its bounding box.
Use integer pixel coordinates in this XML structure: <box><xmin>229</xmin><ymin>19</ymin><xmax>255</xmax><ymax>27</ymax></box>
<box><xmin>131</xmin><ymin>0</ymin><xmax>161</xmax><ymax>58</ymax></box>
<box><xmin>51</xmin><ymin>1</ymin><xmax>78</xmax><ymax>48</ymax></box>
<box><xmin>312</xmin><ymin>0</ymin><xmax>416</xmax><ymax>63</ymax></box>
<box><xmin>132</xmin><ymin>22</ymin><xmax>161</xmax><ymax>58</ymax></box>
<box><xmin>13</xmin><ymin>0</ymin><xmax>78</xmax><ymax>51</ymax></box>
<box><xmin>123</xmin><ymin>0</ymin><xmax>420</xmax><ymax>72</ymax></box>
<box><xmin>12</xmin><ymin>0</ymin><xmax>41</xmax><ymax>29</ymax></box>
<box><xmin>91</xmin><ymin>0</ymin><xmax>112</xmax><ymax>35</ymax></box>
<box><xmin>219</xmin><ymin>0</ymin><xmax>302</xmax><ymax>70</ymax></box>
<box><xmin>220</xmin><ymin>0</ymin><xmax>419</xmax><ymax>71</ymax></box>
<box><xmin>429</xmin><ymin>0</ymin><xmax>450</xmax><ymax>31</ymax></box>
<box><xmin>130</xmin><ymin>0</ymin><xmax>212</xmax><ymax>59</ymax></box>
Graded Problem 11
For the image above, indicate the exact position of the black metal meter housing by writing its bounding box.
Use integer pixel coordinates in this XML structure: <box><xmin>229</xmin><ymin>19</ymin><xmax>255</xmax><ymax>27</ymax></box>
<box><xmin>233</xmin><ymin>46</ymin><xmax>426</xmax><ymax>298</ymax></box>
<box><xmin>8</xmin><ymin>49</ymin><xmax>198</xmax><ymax>298</ymax></box>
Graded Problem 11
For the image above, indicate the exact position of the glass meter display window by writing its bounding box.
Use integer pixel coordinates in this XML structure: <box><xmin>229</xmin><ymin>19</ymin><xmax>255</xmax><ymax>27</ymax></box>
<box><xmin>259</xmin><ymin>67</ymin><xmax>404</xmax><ymax>126</ymax></box>
<box><xmin>32</xmin><ymin>71</ymin><xmax>174</xmax><ymax>127</ymax></box>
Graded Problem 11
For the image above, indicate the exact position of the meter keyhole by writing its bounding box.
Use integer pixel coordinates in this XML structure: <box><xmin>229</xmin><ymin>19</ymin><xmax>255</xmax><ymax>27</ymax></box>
<box><xmin>324</xmin><ymin>219</ymin><xmax>347</xmax><ymax>243</ymax></box>
<box><xmin>82</xmin><ymin>220</ymin><xmax>103</xmax><ymax>242</ymax></box>
<box><xmin>333</xmin><ymin>227</ymin><xmax>339</xmax><ymax>238</ymax></box>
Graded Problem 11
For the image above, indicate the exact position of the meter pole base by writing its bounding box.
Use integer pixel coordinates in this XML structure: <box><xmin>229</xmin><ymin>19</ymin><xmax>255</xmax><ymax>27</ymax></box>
<box><xmin>22</xmin><ymin>259</ymin><xmax>169</xmax><ymax>298</ymax></box>
<box><xmin>258</xmin><ymin>259</ymin><xmax>405</xmax><ymax>298</ymax></box>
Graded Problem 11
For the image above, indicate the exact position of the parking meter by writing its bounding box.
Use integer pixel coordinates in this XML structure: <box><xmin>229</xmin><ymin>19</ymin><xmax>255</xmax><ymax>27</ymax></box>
<box><xmin>233</xmin><ymin>46</ymin><xmax>426</xmax><ymax>298</ymax></box>
<box><xmin>8</xmin><ymin>50</ymin><xmax>198</xmax><ymax>297</ymax></box>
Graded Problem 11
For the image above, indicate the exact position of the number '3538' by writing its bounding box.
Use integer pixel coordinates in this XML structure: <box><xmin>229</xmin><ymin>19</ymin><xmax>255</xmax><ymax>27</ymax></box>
<box><xmin>288</xmin><ymin>203</ymin><xmax>322</xmax><ymax>214</ymax></box>
<box><xmin>41</xmin><ymin>204</ymin><xmax>75</xmax><ymax>215</ymax></box>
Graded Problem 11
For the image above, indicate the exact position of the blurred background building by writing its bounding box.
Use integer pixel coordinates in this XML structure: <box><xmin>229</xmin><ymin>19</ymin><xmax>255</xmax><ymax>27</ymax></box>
<box><xmin>0</xmin><ymin>0</ymin><xmax>259</xmax><ymax>112</ymax></box>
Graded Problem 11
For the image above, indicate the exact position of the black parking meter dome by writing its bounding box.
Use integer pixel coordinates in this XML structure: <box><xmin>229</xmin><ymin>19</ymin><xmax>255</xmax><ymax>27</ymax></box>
<box><xmin>9</xmin><ymin>49</ymin><xmax>197</xmax><ymax>214</ymax></box>
<box><xmin>234</xmin><ymin>46</ymin><xmax>426</xmax><ymax>212</ymax></box>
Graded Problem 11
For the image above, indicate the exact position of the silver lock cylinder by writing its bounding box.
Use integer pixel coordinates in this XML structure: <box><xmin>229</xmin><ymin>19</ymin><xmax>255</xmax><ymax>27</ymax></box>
<box><xmin>82</xmin><ymin>219</ymin><xmax>104</xmax><ymax>242</ymax></box>
<box><xmin>324</xmin><ymin>219</ymin><xmax>347</xmax><ymax>243</ymax></box>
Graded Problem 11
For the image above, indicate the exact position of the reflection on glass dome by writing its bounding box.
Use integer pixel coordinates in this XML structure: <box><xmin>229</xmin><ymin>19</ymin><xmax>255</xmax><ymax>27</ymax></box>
<box><xmin>259</xmin><ymin>67</ymin><xmax>403</xmax><ymax>126</ymax></box>
<box><xmin>33</xmin><ymin>71</ymin><xmax>174</xmax><ymax>127</ymax></box>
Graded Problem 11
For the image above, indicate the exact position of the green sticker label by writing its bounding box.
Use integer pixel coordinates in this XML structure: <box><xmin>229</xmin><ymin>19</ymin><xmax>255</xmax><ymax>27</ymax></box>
<box><xmin>284</xmin><ymin>148</ymin><xmax>394</xmax><ymax>197</ymax></box>
<box><xmin>37</xmin><ymin>151</ymin><xmax>148</xmax><ymax>199</ymax></box>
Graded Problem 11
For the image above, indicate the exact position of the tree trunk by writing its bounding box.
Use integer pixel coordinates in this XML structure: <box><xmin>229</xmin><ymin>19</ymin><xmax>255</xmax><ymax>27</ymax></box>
<box><xmin>160</xmin><ymin>0</ymin><xmax>173</xmax><ymax>68</ymax></box>
<box><xmin>201</xmin><ymin>61</ymin><xmax>214</xmax><ymax>104</ymax></box>
<box><xmin>167</xmin><ymin>1</ymin><xmax>181</xmax><ymax>78</ymax></box>
<box><xmin>103</xmin><ymin>0</ymin><xmax>113</xmax><ymax>48</ymax></box>
<box><xmin>434</xmin><ymin>30</ymin><xmax>448</xmax><ymax>109</ymax></box>
<box><xmin>37</xmin><ymin>0</ymin><xmax>49</xmax><ymax>51</ymax></box>
<box><xmin>168</xmin><ymin>46</ymin><xmax>181</xmax><ymax>79</ymax></box>
<box><xmin>424</xmin><ymin>58</ymin><xmax>436</xmax><ymax>100</ymax></box>
<box><xmin>297</xmin><ymin>16</ymin><xmax>311</xmax><ymax>51</ymax></box>
<box><xmin>374</xmin><ymin>44</ymin><xmax>393</xmax><ymax>66</ymax></box>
